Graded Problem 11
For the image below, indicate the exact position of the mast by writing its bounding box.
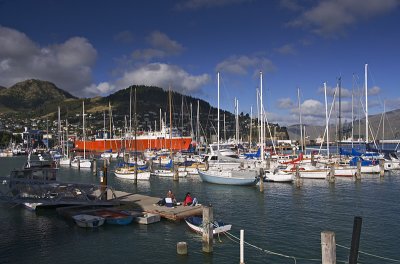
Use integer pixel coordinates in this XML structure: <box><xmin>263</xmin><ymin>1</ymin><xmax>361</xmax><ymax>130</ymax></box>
<box><xmin>260</xmin><ymin>71</ymin><xmax>264</xmax><ymax>161</ymax></box>
<box><xmin>338</xmin><ymin>77</ymin><xmax>342</xmax><ymax>144</ymax></box>
<box><xmin>196</xmin><ymin>100</ymin><xmax>200</xmax><ymax>146</ymax></box>
<box><xmin>217</xmin><ymin>72</ymin><xmax>220</xmax><ymax>153</ymax></box>
<box><xmin>134</xmin><ymin>87</ymin><xmax>138</xmax><ymax>183</ymax></box>
<box><xmin>249</xmin><ymin>106</ymin><xmax>252</xmax><ymax>148</ymax></box>
<box><xmin>382</xmin><ymin>100</ymin><xmax>385</xmax><ymax>150</ymax></box>
<box><xmin>83</xmin><ymin>101</ymin><xmax>86</xmax><ymax>159</ymax></box>
<box><xmin>58</xmin><ymin>106</ymin><xmax>61</xmax><ymax>150</ymax></box>
<box><xmin>298</xmin><ymin>88</ymin><xmax>303</xmax><ymax>153</ymax></box>
<box><xmin>223</xmin><ymin>113</ymin><xmax>226</xmax><ymax>142</ymax></box>
<box><xmin>66</xmin><ymin>119</ymin><xmax>69</xmax><ymax>158</ymax></box>
<box><xmin>365</xmin><ymin>63</ymin><xmax>369</xmax><ymax>143</ymax></box>
<box><xmin>324</xmin><ymin>82</ymin><xmax>329</xmax><ymax>157</ymax></box>
<box><xmin>352</xmin><ymin>74</ymin><xmax>355</xmax><ymax>148</ymax></box>
<box><xmin>169</xmin><ymin>86</ymin><xmax>173</xmax><ymax>156</ymax></box>
<box><xmin>129</xmin><ymin>86</ymin><xmax>132</xmax><ymax>135</ymax></box>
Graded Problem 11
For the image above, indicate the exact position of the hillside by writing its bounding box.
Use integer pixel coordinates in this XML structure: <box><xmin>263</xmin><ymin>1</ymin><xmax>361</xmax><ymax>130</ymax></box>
<box><xmin>0</xmin><ymin>79</ymin><xmax>76</xmax><ymax>115</ymax></box>
<box><xmin>287</xmin><ymin>108</ymin><xmax>400</xmax><ymax>141</ymax></box>
<box><xmin>0</xmin><ymin>79</ymin><xmax>289</xmax><ymax>141</ymax></box>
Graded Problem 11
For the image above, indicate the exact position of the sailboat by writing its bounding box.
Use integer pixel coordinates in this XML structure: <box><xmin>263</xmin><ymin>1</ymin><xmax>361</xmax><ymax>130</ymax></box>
<box><xmin>198</xmin><ymin>72</ymin><xmax>259</xmax><ymax>186</ymax></box>
<box><xmin>71</xmin><ymin>101</ymin><xmax>92</xmax><ymax>168</ymax></box>
<box><xmin>59</xmin><ymin>119</ymin><xmax>71</xmax><ymax>166</ymax></box>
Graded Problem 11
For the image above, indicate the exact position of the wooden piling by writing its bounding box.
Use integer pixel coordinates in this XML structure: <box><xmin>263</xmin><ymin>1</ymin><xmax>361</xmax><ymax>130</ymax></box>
<box><xmin>349</xmin><ymin>216</ymin><xmax>362</xmax><ymax>264</ymax></box>
<box><xmin>124</xmin><ymin>153</ymin><xmax>129</xmax><ymax>163</ymax></box>
<box><xmin>177</xmin><ymin>242</ymin><xmax>188</xmax><ymax>255</ymax></box>
<box><xmin>329</xmin><ymin>165</ymin><xmax>335</xmax><ymax>183</ymax></box>
<box><xmin>356</xmin><ymin>160</ymin><xmax>361</xmax><ymax>180</ymax></box>
<box><xmin>173</xmin><ymin>162</ymin><xmax>179</xmax><ymax>181</ymax></box>
<box><xmin>259</xmin><ymin>168</ymin><xmax>264</xmax><ymax>192</ymax></box>
<box><xmin>379</xmin><ymin>159</ymin><xmax>384</xmax><ymax>177</ymax></box>
<box><xmin>266</xmin><ymin>157</ymin><xmax>270</xmax><ymax>170</ymax></box>
<box><xmin>92</xmin><ymin>158</ymin><xmax>97</xmax><ymax>175</ymax></box>
<box><xmin>77</xmin><ymin>157</ymin><xmax>80</xmax><ymax>170</ymax></box>
<box><xmin>295</xmin><ymin>164</ymin><xmax>301</xmax><ymax>188</ymax></box>
<box><xmin>321</xmin><ymin>231</ymin><xmax>336</xmax><ymax>264</ymax></box>
<box><xmin>311</xmin><ymin>152</ymin><xmax>316</xmax><ymax>166</ymax></box>
<box><xmin>202</xmin><ymin>206</ymin><xmax>213</xmax><ymax>253</ymax></box>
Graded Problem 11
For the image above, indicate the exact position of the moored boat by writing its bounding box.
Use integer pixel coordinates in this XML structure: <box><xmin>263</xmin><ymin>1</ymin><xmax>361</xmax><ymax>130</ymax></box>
<box><xmin>185</xmin><ymin>216</ymin><xmax>232</xmax><ymax>235</ymax></box>
<box><xmin>92</xmin><ymin>209</ymin><xmax>134</xmax><ymax>225</ymax></box>
<box><xmin>198</xmin><ymin>168</ymin><xmax>259</xmax><ymax>186</ymax></box>
<box><xmin>72</xmin><ymin>214</ymin><xmax>105</xmax><ymax>228</ymax></box>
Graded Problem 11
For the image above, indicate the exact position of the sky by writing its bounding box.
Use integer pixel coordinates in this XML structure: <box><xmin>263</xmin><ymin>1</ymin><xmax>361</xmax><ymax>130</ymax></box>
<box><xmin>1</xmin><ymin>0</ymin><xmax>400</xmax><ymax>126</ymax></box>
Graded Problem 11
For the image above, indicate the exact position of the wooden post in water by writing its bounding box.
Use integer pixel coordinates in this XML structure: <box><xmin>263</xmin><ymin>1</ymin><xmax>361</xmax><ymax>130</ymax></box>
<box><xmin>379</xmin><ymin>159</ymin><xmax>384</xmax><ymax>177</ymax></box>
<box><xmin>100</xmin><ymin>161</ymin><xmax>108</xmax><ymax>201</ymax></box>
<box><xmin>240</xmin><ymin>229</ymin><xmax>245</xmax><ymax>264</ymax></box>
<box><xmin>173</xmin><ymin>162</ymin><xmax>179</xmax><ymax>181</ymax></box>
<box><xmin>329</xmin><ymin>165</ymin><xmax>335</xmax><ymax>183</ymax></box>
<box><xmin>92</xmin><ymin>158</ymin><xmax>97</xmax><ymax>175</ymax></box>
<box><xmin>266</xmin><ymin>157</ymin><xmax>270</xmax><ymax>170</ymax></box>
<box><xmin>177</xmin><ymin>242</ymin><xmax>188</xmax><ymax>255</ymax></box>
<box><xmin>349</xmin><ymin>216</ymin><xmax>362</xmax><ymax>264</ymax></box>
<box><xmin>356</xmin><ymin>160</ymin><xmax>361</xmax><ymax>180</ymax></box>
<box><xmin>259</xmin><ymin>168</ymin><xmax>264</xmax><ymax>192</ymax></box>
<box><xmin>295</xmin><ymin>164</ymin><xmax>301</xmax><ymax>188</ymax></box>
<box><xmin>77</xmin><ymin>157</ymin><xmax>80</xmax><ymax>170</ymax></box>
<box><xmin>311</xmin><ymin>152</ymin><xmax>316</xmax><ymax>166</ymax></box>
<box><xmin>202</xmin><ymin>205</ymin><xmax>213</xmax><ymax>253</ymax></box>
<box><xmin>321</xmin><ymin>231</ymin><xmax>336</xmax><ymax>264</ymax></box>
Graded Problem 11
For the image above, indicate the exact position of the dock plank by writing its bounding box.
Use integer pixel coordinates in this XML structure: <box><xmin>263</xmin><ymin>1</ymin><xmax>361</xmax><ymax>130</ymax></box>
<box><xmin>111</xmin><ymin>192</ymin><xmax>202</xmax><ymax>221</ymax></box>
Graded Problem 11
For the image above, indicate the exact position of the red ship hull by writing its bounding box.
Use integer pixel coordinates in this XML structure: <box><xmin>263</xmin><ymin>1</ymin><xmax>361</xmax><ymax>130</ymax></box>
<box><xmin>74</xmin><ymin>137</ymin><xmax>192</xmax><ymax>152</ymax></box>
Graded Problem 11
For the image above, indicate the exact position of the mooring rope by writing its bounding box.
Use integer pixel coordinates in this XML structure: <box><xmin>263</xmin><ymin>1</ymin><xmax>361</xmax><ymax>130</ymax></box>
<box><xmin>336</xmin><ymin>243</ymin><xmax>400</xmax><ymax>262</ymax></box>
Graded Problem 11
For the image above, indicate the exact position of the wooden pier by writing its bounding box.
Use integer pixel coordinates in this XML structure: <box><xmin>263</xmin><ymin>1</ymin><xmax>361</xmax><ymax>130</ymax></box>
<box><xmin>85</xmin><ymin>189</ymin><xmax>203</xmax><ymax>221</ymax></box>
<box><xmin>110</xmin><ymin>191</ymin><xmax>203</xmax><ymax>221</ymax></box>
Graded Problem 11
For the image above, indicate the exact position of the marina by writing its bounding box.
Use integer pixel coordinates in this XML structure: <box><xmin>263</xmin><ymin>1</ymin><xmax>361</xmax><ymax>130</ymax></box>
<box><xmin>1</xmin><ymin>156</ymin><xmax>400</xmax><ymax>263</ymax></box>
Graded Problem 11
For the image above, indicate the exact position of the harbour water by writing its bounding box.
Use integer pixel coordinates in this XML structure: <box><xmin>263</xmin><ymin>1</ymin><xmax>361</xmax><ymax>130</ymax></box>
<box><xmin>1</xmin><ymin>156</ymin><xmax>400</xmax><ymax>263</ymax></box>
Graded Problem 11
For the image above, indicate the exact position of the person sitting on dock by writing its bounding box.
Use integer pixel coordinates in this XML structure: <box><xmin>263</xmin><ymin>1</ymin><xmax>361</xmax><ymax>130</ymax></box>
<box><xmin>183</xmin><ymin>192</ymin><xmax>198</xmax><ymax>206</ymax></box>
<box><xmin>166</xmin><ymin>190</ymin><xmax>177</xmax><ymax>206</ymax></box>
<box><xmin>157</xmin><ymin>190</ymin><xmax>177</xmax><ymax>207</ymax></box>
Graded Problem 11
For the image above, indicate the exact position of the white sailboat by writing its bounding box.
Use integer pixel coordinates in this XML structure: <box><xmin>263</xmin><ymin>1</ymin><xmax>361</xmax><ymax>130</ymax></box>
<box><xmin>71</xmin><ymin>101</ymin><xmax>92</xmax><ymax>168</ymax></box>
<box><xmin>198</xmin><ymin>72</ymin><xmax>259</xmax><ymax>186</ymax></box>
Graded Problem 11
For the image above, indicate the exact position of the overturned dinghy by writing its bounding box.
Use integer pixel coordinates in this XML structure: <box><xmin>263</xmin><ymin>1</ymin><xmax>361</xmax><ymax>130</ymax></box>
<box><xmin>185</xmin><ymin>216</ymin><xmax>232</xmax><ymax>235</ymax></box>
<box><xmin>72</xmin><ymin>214</ymin><xmax>105</xmax><ymax>228</ymax></box>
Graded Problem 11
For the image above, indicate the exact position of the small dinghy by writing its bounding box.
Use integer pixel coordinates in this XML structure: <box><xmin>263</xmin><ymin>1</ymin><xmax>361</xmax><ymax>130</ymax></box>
<box><xmin>72</xmin><ymin>214</ymin><xmax>105</xmax><ymax>228</ymax></box>
<box><xmin>185</xmin><ymin>216</ymin><xmax>232</xmax><ymax>235</ymax></box>
<box><xmin>92</xmin><ymin>209</ymin><xmax>134</xmax><ymax>225</ymax></box>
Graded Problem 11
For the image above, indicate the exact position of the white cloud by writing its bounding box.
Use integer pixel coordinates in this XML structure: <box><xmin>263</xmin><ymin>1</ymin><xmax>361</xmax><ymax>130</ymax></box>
<box><xmin>369</xmin><ymin>85</ymin><xmax>381</xmax><ymax>95</ymax></box>
<box><xmin>275</xmin><ymin>44</ymin><xmax>296</xmax><ymax>55</ymax></box>
<box><xmin>277</xmin><ymin>97</ymin><xmax>295</xmax><ymax>109</ymax></box>
<box><xmin>286</xmin><ymin>0</ymin><xmax>399</xmax><ymax>37</ymax></box>
<box><xmin>317</xmin><ymin>84</ymin><xmax>352</xmax><ymax>98</ymax></box>
<box><xmin>115</xmin><ymin>63</ymin><xmax>210</xmax><ymax>94</ymax></box>
<box><xmin>216</xmin><ymin>55</ymin><xmax>276</xmax><ymax>75</ymax></box>
<box><xmin>84</xmin><ymin>63</ymin><xmax>211</xmax><ymax>96</ymax></box>
<box><xmin>0</xmin><ymin>25</ymin><xmax>97</xmax><ymax>95</ymax></box>
<box><xmin>83</xmin><ymin>82</ymin><xmax>116</xmax><ymax>97</ymax></box>
<box><xmin>147</xmin><ymin>31</ymin><xmax>184</xmax><ymax>54</ymax></box>
<box><xmin>132</xmin><ymin>31</ymin><xmax>184</xmax><ymax>61</ymax></box>
<box><xmin>114</xmin><ymin>30</ymin><xmax>135</xmax><ymax>44</ymax></box>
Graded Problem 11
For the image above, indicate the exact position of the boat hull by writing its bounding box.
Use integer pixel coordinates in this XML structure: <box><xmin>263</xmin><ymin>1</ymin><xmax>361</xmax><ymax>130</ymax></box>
<box><xmin>198</xmin><ymin>169</ymin><xmax>258</xmax><ymax>186</ymax></box>
<box><xmin>185</xmin><ymin>216</ymin><xmax>232</xmax><ymax>235</ymax></box>
<box><xmin>114</xmin><ymin>170</ymin><xmax>151</xmax><ymax>180</ymax></box>
<box><xmin>72</xmin><ymin>214</ymin><xmax>105</xmax><ymax>228</ymax></box>
<box><xmin>75</xmin><ymin>137</ymin><xmax>192</xmax><ymax>152</ymax></box>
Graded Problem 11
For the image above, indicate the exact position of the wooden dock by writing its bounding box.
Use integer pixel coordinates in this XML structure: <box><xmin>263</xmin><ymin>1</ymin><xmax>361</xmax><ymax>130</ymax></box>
<box><xmin>110</xmin><ymin>191</ymin><xmax>203</xmax><ymax>221</ymax></box>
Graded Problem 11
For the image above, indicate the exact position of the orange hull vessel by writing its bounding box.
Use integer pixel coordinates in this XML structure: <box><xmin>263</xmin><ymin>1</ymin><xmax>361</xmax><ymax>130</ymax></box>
<box><xmin>75</xmin><ymin>137</ymin><xmax>192</xmax><ymax>152</ymax></box>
